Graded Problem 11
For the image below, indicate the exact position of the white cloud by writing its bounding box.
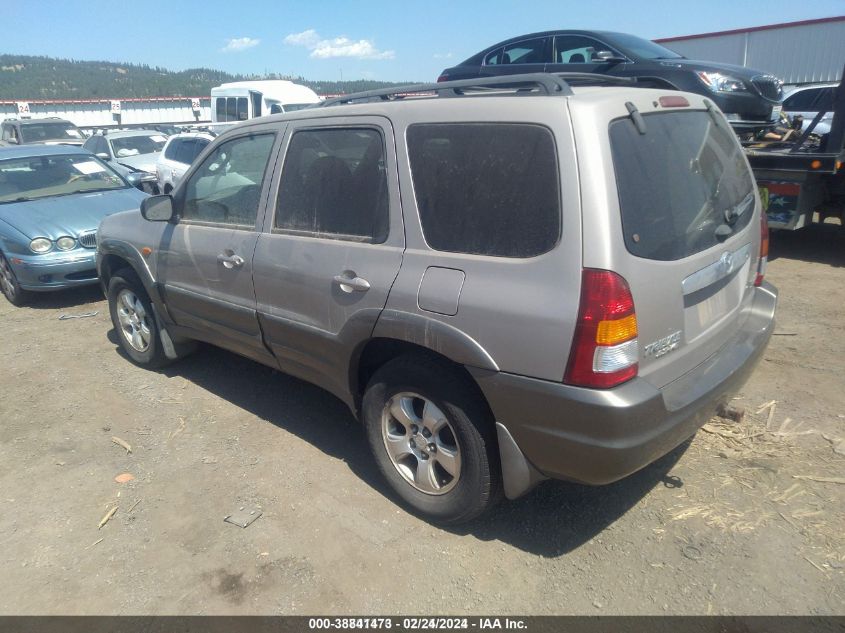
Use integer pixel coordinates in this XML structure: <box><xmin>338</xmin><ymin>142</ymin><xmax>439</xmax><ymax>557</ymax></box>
<box><xmin>284</xmin><ymin>29</ymin><xmax>394</xmax><ymax>60</ymax></box>
<box><xmin>221</xmin><ymin>37</ymin><xmax>260</xmax><ymax>53</ymax></box>
<box><xmin>283</xmin><ymin>29</ymin><xmax>320</xmax><ymax>48</ymax></box>
<box><xmin>433</xmin><ymin>52</ymin><xmax>454</xmax><ymax>59</ymax></box>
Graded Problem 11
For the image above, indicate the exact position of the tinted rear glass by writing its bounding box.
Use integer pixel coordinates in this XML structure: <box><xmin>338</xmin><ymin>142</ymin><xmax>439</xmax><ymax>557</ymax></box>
<box><xmin>610</xmin><ymin>111</ymin><xmax>754</xmax><ymax>261</ymax></box>
<box><xmin>407</xmin><ymin>123</ymin><xmax>560</xmax><ymax>258</ymax></box>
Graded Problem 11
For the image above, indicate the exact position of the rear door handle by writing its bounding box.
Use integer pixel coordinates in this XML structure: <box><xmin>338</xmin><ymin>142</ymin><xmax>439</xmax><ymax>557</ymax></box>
<box><xmin>217</xmin><ymin>253</ymin><xmax>245</xmax><ymax>269</ymax></box>
<box><xmin>333</xmin><ymin>273</ymin><xmax>370</xmax><ymax>293</ymax></box>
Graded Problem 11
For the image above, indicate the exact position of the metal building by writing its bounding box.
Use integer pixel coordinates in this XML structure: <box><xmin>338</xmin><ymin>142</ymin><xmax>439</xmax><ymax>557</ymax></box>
<box><xmin>655</xmin><ymin>16</ymin><xmax>845</xmax><ymax>86</ymax></box>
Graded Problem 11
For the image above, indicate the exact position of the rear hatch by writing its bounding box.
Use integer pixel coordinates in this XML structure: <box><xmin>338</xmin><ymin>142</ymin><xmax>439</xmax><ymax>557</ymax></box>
<box><xmin>605</xmin><ymin>105</ymin><xmax>761</xmax><ymax>389</ymax></box>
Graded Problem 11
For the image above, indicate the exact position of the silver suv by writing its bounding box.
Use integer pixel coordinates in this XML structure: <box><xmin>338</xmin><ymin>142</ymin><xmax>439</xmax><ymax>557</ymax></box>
<box><xmin>96</xmin><ymin>74</ymin><xmax>777</xmax><ymax>524</ymax></box>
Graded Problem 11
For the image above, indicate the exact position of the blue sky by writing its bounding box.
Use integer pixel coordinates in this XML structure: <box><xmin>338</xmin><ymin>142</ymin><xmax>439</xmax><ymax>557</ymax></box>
<box><xmin>4</xmin><ymin>1</ymin><xmax>843</xmax><ymax>81</ymax></box>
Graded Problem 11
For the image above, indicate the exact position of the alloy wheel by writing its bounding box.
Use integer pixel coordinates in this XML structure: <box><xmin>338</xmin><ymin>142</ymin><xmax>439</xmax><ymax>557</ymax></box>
<box><xmin>381</xmin><ymin>392</ymin><xmax>462</xmax><ymax>495</ymax></box>
<box><xmin>116</xmin><ymin>289</ymin><xmax>152</xmax><ymax>352</ymax></box>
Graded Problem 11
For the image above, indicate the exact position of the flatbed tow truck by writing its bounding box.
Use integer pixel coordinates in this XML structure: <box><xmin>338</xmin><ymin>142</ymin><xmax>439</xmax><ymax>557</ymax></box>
<box><xmin>744</xmin><ymin>65</ymin><xmax>845</xmax><ymax>231</ymax></box>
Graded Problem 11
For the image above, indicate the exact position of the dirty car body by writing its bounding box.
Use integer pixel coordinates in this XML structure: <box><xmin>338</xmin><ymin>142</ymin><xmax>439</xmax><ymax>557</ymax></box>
<box><xmin>97</xmin><ymin>74</ymin><xmax>777</xmax><ymax>524</ymax></box>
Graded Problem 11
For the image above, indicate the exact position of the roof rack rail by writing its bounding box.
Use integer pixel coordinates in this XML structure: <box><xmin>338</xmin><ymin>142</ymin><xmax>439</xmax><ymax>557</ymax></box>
<box><xmin>319</xmin><ymin>73</ymin><xmax>573</xmax><ymax>107</ymax></box>
<box><xmin>319</xmin><ymin>72</ymin><xmax>639</xmax><ymax>108</ymax></box>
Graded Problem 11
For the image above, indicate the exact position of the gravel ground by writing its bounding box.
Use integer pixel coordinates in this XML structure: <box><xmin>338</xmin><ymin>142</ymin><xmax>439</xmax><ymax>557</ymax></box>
<box><xmin>0</xmin><ymin>223</ymin><xmax>843</xmax><ymax>615</ymax></box>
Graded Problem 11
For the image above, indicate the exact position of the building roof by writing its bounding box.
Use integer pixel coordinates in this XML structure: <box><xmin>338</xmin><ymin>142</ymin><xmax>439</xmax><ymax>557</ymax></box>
<box><xmin>655</xmin><ymin>15</ymin><xmax>845</xmax><ymax>43</ymax></box>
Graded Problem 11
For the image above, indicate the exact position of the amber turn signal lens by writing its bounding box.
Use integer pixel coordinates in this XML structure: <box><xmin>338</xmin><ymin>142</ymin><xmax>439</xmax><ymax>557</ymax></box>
<box><xmin>595</xmin><ymin>314</ymin><xmax>638</xmax><ymax>345</ymax></box>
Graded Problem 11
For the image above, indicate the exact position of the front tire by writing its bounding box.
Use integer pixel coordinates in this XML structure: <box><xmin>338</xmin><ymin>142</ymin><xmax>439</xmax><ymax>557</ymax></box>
<box><xmin>0</xmin><ymin>253</ymin><xmax>31</xmax><ymax>307</ymax></box>
<box><xmin>107</xmin><ymin>268</ymin><xmax>169</xmax><ymax>368</ymax></box>
<box><xmin>362</xmin><ymin>355</ymin><xmax>502</xmax><ymax>524</ymax></box>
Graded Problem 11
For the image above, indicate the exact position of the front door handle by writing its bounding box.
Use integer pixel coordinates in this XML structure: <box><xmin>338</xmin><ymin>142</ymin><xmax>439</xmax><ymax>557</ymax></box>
<box><xmin>217</xmin><ymin>253</ymin><xmax>245</xmax><ymax>269</ymax></box>
<box><xmin>333</xmin><ymin>273</ymin><xmax>370</xmax><ymax>293</ymax></box>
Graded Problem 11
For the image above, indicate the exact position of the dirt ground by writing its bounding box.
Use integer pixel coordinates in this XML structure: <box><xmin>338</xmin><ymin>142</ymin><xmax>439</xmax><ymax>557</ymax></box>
<box><xmin>1</xmin><ymin>223</ymin><xmax>843</xmax><ymax>616</ymax></box>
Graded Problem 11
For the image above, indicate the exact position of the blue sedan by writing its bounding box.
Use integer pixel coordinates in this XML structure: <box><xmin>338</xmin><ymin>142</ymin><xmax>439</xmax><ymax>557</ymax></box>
<box><xmin>0</xmin><ymin>144</ymin><xmax>147</xmax><ymax>306</ymax></box>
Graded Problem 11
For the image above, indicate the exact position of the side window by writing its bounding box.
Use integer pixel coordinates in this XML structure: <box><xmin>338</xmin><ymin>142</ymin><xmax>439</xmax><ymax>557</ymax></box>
<box><xmin>554</xmin><ymin>35</ymin><xmax>619</xmax><ymax>63</ymax></box>
<box><xmin>275</xmin><ymin>128</ymin><xmax>389</xmax><ymax>243</ymax></box>
<box><xmin>407</xmin><ymin>123</ymin><xmax>561</xmax><ymax>258</ymax></box>
<box><xmin>215</xmin><ymin>98</ymin><xmax>226</xmax><ymax>121</ymax></box>
<box><xmin>237</xmin><ymin>97</ymin><xmax>249</xmax><ymax>121</ymax></box>
<box><xmin>193</xmin><ymin>139</ymin><xmax>211</xmax><ymax>160</ymax></box>
<box><xmin>783</xmin><ymin>88</ymin><xmax>834</xmax><ymax>112</ymax></box>
<box><xmin>501</xmin><ymin>37</ymin><xmax>551</xmax><ymax>65</ymax></box>
<box><xmin>164</xmin><ymin>139</ymin><xmax>181</xmax><ymax>161</ymax></box>
<box><xmin>226</xmin><ymin>97</ymin><xmax>237</xmax><ymax>122</ymax></box>
<box><xmin>174</xmin><ymin>139</ymin><xmax>197</xmax><ymax>165</ymax></box>
<box><xmin>83</xmin><ymin>137</ymin><xmax>97</xmax><ymax>152</ymax></box>
<box><xmin>181</xmin><ymin>133</ymin><xmax>276</xmax><ymax>227</ymax></box>
<box><xmin>483</xmin><ymin>48</ymin><xmax>503</xmax><ymax>66</ymax></box>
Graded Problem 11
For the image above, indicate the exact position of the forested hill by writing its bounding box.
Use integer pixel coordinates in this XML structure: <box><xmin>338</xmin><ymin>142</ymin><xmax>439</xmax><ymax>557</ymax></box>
<box><xmin>0</xmin><ymin>54</ymin><xmax>410</xmax><ymax>99</ymax></box>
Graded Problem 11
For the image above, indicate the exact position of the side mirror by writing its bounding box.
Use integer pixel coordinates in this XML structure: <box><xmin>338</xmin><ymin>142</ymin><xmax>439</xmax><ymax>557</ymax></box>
<box><xmin>140</xmin><ymin>195</ymin><xmax>176</xmax><ymax>222</ymax></box>
<box><xmin>95</xmin><ymin>152</ymin><xmax>110</xmax><ymax>161</ymax></box>
<box><xmin>593</xmin><ymin>50</ymin><xmax>626</xmax><ymax>63</ymax></box>
<box><xmin>125</xmin><ymin>172</ymin><xmax>143</xmax><ymax>187</ymax></box>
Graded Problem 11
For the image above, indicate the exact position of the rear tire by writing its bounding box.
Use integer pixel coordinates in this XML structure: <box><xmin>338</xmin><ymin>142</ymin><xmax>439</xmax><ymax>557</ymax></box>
<box><xmin>362</xmin><ymin>355</ymin><xmax>502</xmax><ymax>524</ymax></box>
<box><xmin>107</xmin><ymin>268</ymin><xmax>170</xmax><ymax>368</ymax></box>
<box><xmin>0</xmin><ymin>253</ymin><xmax>31</xmax><ymax>307</ymax></box>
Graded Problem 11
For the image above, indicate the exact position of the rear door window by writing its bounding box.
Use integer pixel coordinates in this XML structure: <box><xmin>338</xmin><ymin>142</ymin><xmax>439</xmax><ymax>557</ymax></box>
<box><xmin>609</xmin><ymin>111</ymin><xmax>754</xmax><ymax>261</ymax></box>
<box><xmin>407</xmin><ymin>123</ymin><xmax>560</xmax><ymax>258</ymax></box>
<box><xmin>275</xmin><ymin>128</ymin><xmax>389</xmax><ymax>243</ymax></box>
<box><xmin>501</xmin><ymin>37</ymin><xmax>551</xmax><ymax>65</ymax></box>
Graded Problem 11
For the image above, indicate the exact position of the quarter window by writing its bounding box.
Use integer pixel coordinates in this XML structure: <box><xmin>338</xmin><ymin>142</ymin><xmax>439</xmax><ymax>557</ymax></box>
<box><xmin>407</xmin><ymin>123</ymin><xmax>561</xmax><ymax>258</ymax></box>
<box><xmin>181</xmin><ymin>133</ymin><xmax>276</xmax><ymax>227</ymax></box>
<box><xmin>164</xmin><ymin>139</ymin><xmax>181</xmax><ymax>161</ymax></box>
<box><xmin>275</xmin><ymin>128</ymin><xmax>389</xmax><ymax>243</ymax></box>
<box><xmin>174</xmin><ymin>139</ymin><xmax>197</xmax><ymax>165</ymax></box>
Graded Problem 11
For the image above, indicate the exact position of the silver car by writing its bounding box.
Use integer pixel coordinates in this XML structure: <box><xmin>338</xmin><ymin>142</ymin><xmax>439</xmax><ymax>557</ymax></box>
<box><xmin>97</xmin><ymin>74</ymin><xmax>777</xmax><ymax>524</ymax></box>
<box><xmin>83</xmin><ymin>129</ymin><xmax>167</xmax><ymax>192</ymax></box>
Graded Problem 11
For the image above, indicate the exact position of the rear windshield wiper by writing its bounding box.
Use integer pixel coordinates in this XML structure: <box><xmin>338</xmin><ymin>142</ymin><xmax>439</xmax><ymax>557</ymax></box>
<box><xmin>714</xmin><ymin>191</ymin><xmax>755</xmax><ymax>239</ymax></box>
<box><xmin>724</xmin><ymin>192</ymin><xmax>755</xmax><ymax>224</ymax></box>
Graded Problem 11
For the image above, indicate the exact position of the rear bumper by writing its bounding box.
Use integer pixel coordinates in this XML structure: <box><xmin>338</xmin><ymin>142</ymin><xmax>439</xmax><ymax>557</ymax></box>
<box><xmin>11</xmin><ymin>250</ymin><xmax>99</xmax><ymax>291</ymax></box>
<box><xmin>475</xmin><ymin>282</ymin><xmax>777</xmax><ymax>491</ymax></box>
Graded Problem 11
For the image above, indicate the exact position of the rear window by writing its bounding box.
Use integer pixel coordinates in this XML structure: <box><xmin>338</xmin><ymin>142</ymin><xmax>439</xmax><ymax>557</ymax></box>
<box><xmin>610</xmin><ymin>111</ymin><xmax>754</xmax><ymax>261</ymax></box>
<box><xmin>407</xmin><ymin>123</ymin><xmax>560</xmax><ymax>258</ymax></box>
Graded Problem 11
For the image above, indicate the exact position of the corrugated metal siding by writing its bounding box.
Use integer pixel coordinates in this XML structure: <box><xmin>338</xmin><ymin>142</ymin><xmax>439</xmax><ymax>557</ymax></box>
<box><xmin>659</xmin><ymin>20</ymin><xmax>845</xmax><ymax>85</ymax></box>
<box><xmin>662</xmin><ymin>34</ymin><xmax>748</xmax><ymax>67</ymax></box>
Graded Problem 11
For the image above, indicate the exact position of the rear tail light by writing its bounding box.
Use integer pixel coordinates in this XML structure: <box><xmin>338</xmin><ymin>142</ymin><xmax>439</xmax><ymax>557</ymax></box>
<box><xmin>755</xmin><ymin>210</ymin><xmax>769</xmax><ymax>287</ymax></box>
<box><xmin>436</xmin><ymin>73</ymin><xmax>449</xmax><ymax>83</ymax></box>
<box><xmin>564</xmin><ymin>269</ymin><xmax>639</xmax><ymax>389</ymax></box>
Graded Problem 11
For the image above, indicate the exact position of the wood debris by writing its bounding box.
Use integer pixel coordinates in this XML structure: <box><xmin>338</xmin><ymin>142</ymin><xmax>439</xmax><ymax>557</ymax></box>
<box><xmin>111</xmin><ymin>436</ymin><xmax>132</xmax><ymax>454</ymax></box>
<box><xmin>98</xmin><ymin>506</ymin><xmax>118</xmax><ymax>529</ymax></box>
<box><xmin>756</xmin><ymin>400</ymin><xmax>777</xmax><ymax>415</ymax></box>
<box><xmin>792</xmin><ymin>475</ymin><xmax>845</xmax><ymax>485</ymax></box>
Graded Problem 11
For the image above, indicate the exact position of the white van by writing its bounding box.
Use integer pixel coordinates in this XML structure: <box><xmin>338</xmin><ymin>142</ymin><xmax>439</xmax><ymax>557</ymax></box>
<box><xmin>210</xmin><ymin>80</ymin><xmax>321</xmax><ymax>124</ymax></box>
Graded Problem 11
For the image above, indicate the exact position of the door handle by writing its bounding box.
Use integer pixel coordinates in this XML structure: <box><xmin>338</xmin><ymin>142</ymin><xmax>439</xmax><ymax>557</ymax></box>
<box><xmin>333</xmin><ymin>273</ymin><xmax>371</xmax><ymax>293</ymax></box>
<box><xmin>217</xmin><ymin>253</ymin><xmax>245</xmax><ymax>269</ymax></box>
